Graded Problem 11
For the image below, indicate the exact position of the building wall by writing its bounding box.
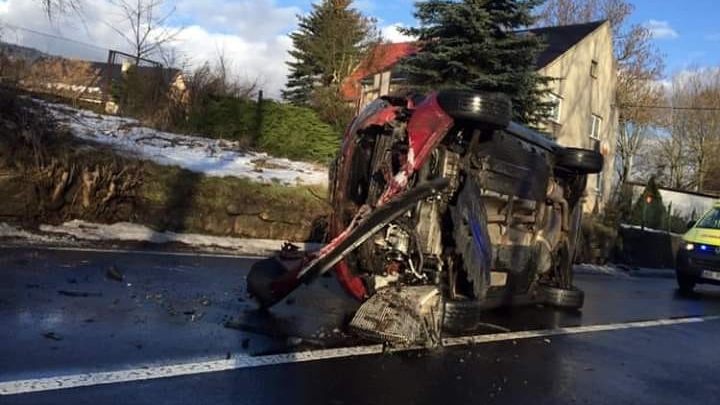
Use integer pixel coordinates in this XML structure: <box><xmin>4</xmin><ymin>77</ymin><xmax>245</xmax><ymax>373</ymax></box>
<box><xmin>537</xmin><ymin>22</ymin><xmax>618</xmax><ymax>213</ymax></box>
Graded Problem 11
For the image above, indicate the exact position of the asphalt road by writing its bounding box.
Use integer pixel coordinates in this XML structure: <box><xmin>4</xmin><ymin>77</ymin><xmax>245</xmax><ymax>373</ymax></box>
<box><xmin>2</xmin><ymin>246</ymin><xmax>720</xmax><ymax>405</ymax></box>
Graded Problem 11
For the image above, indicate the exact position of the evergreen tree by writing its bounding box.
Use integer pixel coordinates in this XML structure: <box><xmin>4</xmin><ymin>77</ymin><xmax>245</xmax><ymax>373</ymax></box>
<box><xmin>282</xmin><ymin>0</ymin><xmax>379</xmax><ymax>111</ymax></box>
<box><xmin>630</xmin><ymin>177</ymin><xmax>667</xmax><ymax>229</ymax></box>
<box><xmin>398</xmin><ymin>0</ymin><xmax>550</xmax><ymax>125</ymax></box>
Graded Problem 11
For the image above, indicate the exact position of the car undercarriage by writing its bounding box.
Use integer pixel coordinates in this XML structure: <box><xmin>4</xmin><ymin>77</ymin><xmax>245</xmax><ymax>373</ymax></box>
<box><xmin>247</xmin><ymin>89</ymin><xmax>603</xmax><ymax>344</ymax></box>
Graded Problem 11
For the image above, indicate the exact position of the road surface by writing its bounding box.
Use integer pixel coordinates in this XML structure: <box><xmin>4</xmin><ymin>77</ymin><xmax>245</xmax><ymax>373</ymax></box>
<box><xmin>1</xmin><ymin>246</ymin><xmax>719</xmax><ymax>405</ymax></box>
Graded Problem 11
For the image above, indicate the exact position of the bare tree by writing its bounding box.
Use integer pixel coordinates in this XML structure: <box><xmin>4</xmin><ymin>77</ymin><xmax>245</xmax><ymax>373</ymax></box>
<box><xmin>39</xmin><ymin>0</ymin><xmax>83</xmax><ymax>19</ymax></box>
<box><xmin>108</xmin><ymin>0</ymin><xmax>182</xmax><ymax>64</ymax></box>
<box><xmin>537</xmin><ymin>0</ymin><xmax>665</xmax><ymax>186</ymax></box>
<box><xmin>669</xmin><ymin>68</ymin><xmax>720</xmax><ymax>191</ymax></box>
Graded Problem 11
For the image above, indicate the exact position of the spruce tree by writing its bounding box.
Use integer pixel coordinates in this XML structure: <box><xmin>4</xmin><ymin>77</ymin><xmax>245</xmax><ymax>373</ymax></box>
<box><xmin>631</xmin><ymin>177</ymin><xmax>667</xmax><ymax>230</ymax></box>
<box><xmin>282</xmin><ymin>0</ymin><xmax>378</xmax><ymax>111</ymax></box>
<box><xmin>398</xmin><ymin>0</ymin><xmax>550</xmax><ymax>125</ymax></box>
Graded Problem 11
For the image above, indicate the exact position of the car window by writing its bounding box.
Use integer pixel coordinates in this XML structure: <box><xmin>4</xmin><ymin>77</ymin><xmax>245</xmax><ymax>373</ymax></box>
<box><xmin>696</xmin><ymin>208</ymin><xmax>720</xmax><ymax>230</ymax></box>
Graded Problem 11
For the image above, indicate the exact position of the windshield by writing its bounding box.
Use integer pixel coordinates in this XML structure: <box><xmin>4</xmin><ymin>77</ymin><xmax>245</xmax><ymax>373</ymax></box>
<box><xmin>696</xmin><ymin>207</ymin><xmax>720</xmax><ymax>230</ymax></box>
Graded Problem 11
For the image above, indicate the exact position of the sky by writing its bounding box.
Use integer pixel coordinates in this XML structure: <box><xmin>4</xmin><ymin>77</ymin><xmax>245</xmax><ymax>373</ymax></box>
<box><xmin>0</xmin><ymin>0</ymin><xmax>718</xmax><ymax>98</ymax></box>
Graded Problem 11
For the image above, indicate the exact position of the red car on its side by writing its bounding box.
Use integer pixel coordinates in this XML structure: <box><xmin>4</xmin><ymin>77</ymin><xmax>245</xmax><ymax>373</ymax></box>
<box><xmin>248</xmin><ymin>90</ymin><xmax>603</xmax><ymax>338</ymax></box>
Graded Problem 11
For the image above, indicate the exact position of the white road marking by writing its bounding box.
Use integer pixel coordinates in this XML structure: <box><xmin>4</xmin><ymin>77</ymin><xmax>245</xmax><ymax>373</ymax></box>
<box><xmin>0</xmin><ymin>245</ymin><xmax>261</xmax><ymax>259</ymax></box>
<box><xmin>1</xmin><ymin>315</ymin><xmax>719</xmax><ymax>396</ymax></box>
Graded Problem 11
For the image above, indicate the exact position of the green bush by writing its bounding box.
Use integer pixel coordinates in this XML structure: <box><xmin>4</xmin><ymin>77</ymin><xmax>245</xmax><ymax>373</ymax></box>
<box><xmin>177</xmin><ymin>96</ymin><xmax>340</xmax><ymax>163</ymax></box>
<box><xmin>575</xmin><ymin>216</ymin><xmax>617</xmax><ymax>264</ymax></box>
<box><xmin>630</xmin><ymin>177</ymin><xmax>667</xmax><ymax>230</ymax></box>
<box><xmin>257</xmin><ymin>100</ymin><xmax>340</xmax><ymax>163</ymax></box>
<box><xmin>183</xmin><ymin>97</ymin><xmax>258</xmax><ymax>146</ymax></box>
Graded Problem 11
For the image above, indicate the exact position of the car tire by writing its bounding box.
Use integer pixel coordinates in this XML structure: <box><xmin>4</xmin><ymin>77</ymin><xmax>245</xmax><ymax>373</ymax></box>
<box><xmin>442</xmin><ymin>298</ymin><xmax>484</xmax><ymax>332</ymax></box>
<box><xmin>436</xmin><ymin>90</ymin><xmax>512</xmax><ymax>129</ymax></box>
<box><xmin>537</xmin><ymin>284</ymin><xmax>585</xmax><ymax>310</ymax></box>
<box><xmin>676</xmin><ymin>272</ymin><xmax>696</xmax><ymax>294</ymax></box>
<box><xmin>556</xmin><ymin>147</ymin><xmax>604</xmax><ymax>174</ymax></box>
<box><xmin>451</xmin><ymin>177</ymin><xmax>492</xmax><ymax>300</ymax></box>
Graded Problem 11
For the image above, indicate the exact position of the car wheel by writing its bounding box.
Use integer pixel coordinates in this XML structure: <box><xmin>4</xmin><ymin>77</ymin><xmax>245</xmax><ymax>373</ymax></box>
<box><xmin>442</xmin><ymin>298</ymin><xmax>484</xmax><ymax>332</ymax></box>
<box><xmin>556</xmin><ymin>147</ymin><xmax>604</xmax><ymax>174</ymax></box>
<box><xmin>537</xmin><ymin>284</ymin><xmax>585</xmax><ymax>310</ymax></box>
<box><xmin>676</xmin><ymin>272</ymin><xmax>696</xmax><ymax>294</ymax></box>
<box><xmin>436</xmin><ymin>90</ymin><xmax>512</xmax><ymax>129</ymax></box>
<box><xmin>451</xmin><ymin>177</ymin><xmax>492</xmax><ymax>300</ymax></box>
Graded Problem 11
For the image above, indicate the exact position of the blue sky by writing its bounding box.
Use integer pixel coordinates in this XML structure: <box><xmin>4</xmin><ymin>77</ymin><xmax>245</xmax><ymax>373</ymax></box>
<box><xmin>282</xmin><ymin>0</ymin><xmax>720</xmax><ymax>76</ymax></box>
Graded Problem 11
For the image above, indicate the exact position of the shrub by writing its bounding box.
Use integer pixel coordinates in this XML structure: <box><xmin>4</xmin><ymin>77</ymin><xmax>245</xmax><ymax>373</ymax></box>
<box><xmin>256</xmin><ymin>100</ymin><xmax>340</xmax><ymax>163</ymax></box>
<box><xmin>177</xmin><ymin>96</ymin><xmax>340</xmax><ymax>163</ymax></box>
<box><xmin>575</xmin><ymin>216</ymin><xmax>617</xmax><ymax>265</ymax></box>
<box><xmin>630</xmin><ymin>177</ymin><xmax>667</xmax><ymax>230</ymax></box>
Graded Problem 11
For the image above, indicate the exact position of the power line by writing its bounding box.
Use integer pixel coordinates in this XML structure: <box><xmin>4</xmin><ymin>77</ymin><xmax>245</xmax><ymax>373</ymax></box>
<box><xmin>1</xmin><ymin>23</ymin><xmax>107</xmax><ymax>51</ymax></box>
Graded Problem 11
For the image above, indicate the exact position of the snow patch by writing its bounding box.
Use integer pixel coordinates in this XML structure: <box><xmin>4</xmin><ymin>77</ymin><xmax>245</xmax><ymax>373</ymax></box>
<box><xmin>0</xmin><ymin>221</ymin><xmax>322</xmax><ymax>256</ymax></box>
<box><xmin>36</xmin><ymin>220</ymin><xmax>322</xmax><ymax>255</ymax></box>
<box><xmin>620</xmin><ymin>223</ymin><xmax>682</xmax><ymax>237</ymax></box>
<box><xmin>40</xmin><ymin>101</ymin><xmax>328</xmax><ymax>187</ymax></box>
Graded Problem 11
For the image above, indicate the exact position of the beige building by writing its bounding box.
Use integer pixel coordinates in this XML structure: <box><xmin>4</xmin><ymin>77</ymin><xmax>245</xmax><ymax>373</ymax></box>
<box><xmin>343</xmin><ymin>21</ymin><xmax>618</xmax><ymax>212</ymax></box>
<box><xmin>531</xmin><ymin>21</ymin><xmax>618</xmax><ymax>212</ymax></box>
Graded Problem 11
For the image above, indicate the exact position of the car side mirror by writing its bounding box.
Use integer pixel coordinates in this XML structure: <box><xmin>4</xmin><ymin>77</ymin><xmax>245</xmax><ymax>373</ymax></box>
<box><xmin>687</xmin><ymin>220</ymin><xmax>696</xmax><ymax>229</ymax></box>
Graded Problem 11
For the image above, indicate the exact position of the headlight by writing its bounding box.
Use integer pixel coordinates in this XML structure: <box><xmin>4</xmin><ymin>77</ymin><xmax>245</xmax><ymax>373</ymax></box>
<box><xmin>681</xmin><ymin>241</ymin><xmax>695</xmax><ymax>251</ymax></box>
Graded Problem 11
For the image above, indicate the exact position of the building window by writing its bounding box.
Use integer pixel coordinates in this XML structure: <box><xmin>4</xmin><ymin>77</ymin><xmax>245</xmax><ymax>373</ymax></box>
<box><xmin>548</xmin><ymin>93</ymin><xmax>562</xmax><ymax>123</ymax></box>
<box><xmin>589</xmin><ymin>114</ymin><xmax>603</xmax><ymax>191</ymax></box>
<box><xmin>590</xmin><ymin>60</ymin><xmax>599</xmax><ymax>78</ymax></box>
<box><xmin>590</xmin><ymin>114</ymin><xmax>602</xmax><ymax>140</ymax></box>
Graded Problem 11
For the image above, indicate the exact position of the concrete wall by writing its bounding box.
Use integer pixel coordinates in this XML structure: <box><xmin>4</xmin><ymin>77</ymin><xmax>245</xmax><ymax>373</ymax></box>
<box><xmin>537</xmin><ymin>22</ymin><xmax>618</xmax><ymax>213</ymax></box>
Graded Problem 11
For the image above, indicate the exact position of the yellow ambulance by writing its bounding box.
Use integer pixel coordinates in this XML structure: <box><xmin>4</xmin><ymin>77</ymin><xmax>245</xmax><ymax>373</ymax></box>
<box><xmin>676</xmin><ymin>203</ymin><xmax>720</xmax><ymax>292</ymax></box>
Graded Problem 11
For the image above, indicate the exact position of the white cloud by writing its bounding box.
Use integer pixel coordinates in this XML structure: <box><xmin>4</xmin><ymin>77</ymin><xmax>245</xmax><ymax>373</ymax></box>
<box><xmin>0</xmin><ymin>0</ymin><xmax>298</xmax><ymax>98</ymax></box>
<box><xmin>705</xmin><ymin>32</ymin><xmax>720</xmax><ymax>41</ymax></box>
<box><xmin>644</xmin><ymin>20</ymin><xmax>679</xmax><ymax>40</ymax></box>
<box><xmin>381</xmin><ymin>23</ymin><xmax>415</xmax><ymax>43</ymax></box>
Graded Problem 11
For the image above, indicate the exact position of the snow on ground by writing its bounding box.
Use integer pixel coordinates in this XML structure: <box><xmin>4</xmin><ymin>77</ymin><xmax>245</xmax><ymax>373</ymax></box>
<box><xmin>0</xmin><ymin>221</ymin><xmax>322</xmax><ymax>256</ymax></box>
<box><xmin>620</xmin><ymin>223</ymin><xmax>683</xmax><ymax>237</ymax></box>
<box><xmin>40</xmin><ymin>101</ymin><xmax>328</xmax><ymax>187</ymax></box>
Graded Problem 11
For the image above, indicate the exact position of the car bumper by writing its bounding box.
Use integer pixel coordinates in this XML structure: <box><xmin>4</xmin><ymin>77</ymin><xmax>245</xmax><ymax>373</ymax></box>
<box><xmin>676</xmin><ymin>249</ymin><xmax>720</xmax><ymax>285</ymax></box>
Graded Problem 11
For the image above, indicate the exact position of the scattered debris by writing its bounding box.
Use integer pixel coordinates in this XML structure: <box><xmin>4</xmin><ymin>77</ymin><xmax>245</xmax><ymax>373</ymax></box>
<box><xmin>106</xmin><ymin>266</ymin><xmax>124</xmax><ymax>282</ymax></box>
<box><xmin>200</xmin><ymin>298</ymin><xmax>211</xmax><ymax>306</ymax></box>
<box><xmin>58</xmin><ymin>290</ymin><xmax>103</xmax><ymax>298</ymax></box>
<box><xmin>543</xmin><ymin>338</ymin><xmax>552</xmax><ymax>344</ymax></box>
<box><xmin>287</xmin><ymin>337</ymin><xmax>303</xmax><ymax>347</ymax></box>
<box><xmin>43</xmin><ymin>332</ymin><xmax>63</xmax><ymax>341</ymax></box>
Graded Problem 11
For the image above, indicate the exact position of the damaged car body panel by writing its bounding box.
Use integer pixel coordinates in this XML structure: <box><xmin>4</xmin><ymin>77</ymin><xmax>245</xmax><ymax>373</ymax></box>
<box><xmin>247</xmin><ymin>90</ymin><xmax>603</xmax><ymax>344</ymax></box>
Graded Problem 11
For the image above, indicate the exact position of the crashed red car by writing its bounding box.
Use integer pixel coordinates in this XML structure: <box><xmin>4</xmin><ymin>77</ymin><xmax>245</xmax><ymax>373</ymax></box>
<box><xmin>248</xmin><ymin>90</ymin><xmax>603</xmax><ymax>343</ymax></box>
